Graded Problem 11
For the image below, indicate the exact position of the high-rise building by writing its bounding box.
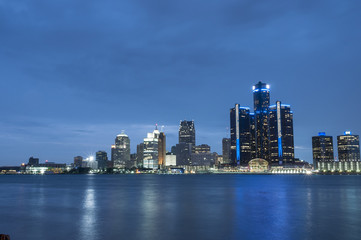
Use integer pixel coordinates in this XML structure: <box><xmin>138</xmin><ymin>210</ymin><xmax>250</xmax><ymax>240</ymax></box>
<box><xmin>175</xmin><ymin>143</ymin><xmax>193</xmax><ymax>166</ymax></box>
<box><xmin>96</xmin><ymin>151</ymin><xmax>108</xmax><ymax>170</ymax></box>
<box><xmin>111</xmin><ymin>132</ymin><xmax>131</xmax><ymax>168</ymax></box>
<box><xmin>136</xmin><ymin>143</ymin><xmax>144</xmax><ymax>168</ymax></box>
<box><xmin>269</xmin><ymin>101</ymin><xmax>295</xmax><ymax>165</ymax></box>
<box><xmin>73</xmin><ymin>156</ymin><xmax>83</xmax><ymax>168</ymax></box>
<box><xmin>143</xmin><ymin>128</ymin><xmax>160</xmax><ymax>169</ymax></box>
<box><xmin>179</xmin><ymin>120</ymin><xmax>196</xmax><ymax>147</ymax></box>
<box><xmin>337</xmin><ymin>131</ymin><xmax>360</xmax><ymax>171</ymax></box>
<box><xmin>222</xmin><ymin>138</ymin><xmax>231</xmax><ymax>164</ymax></box>
<box><xmin>312</xmin><ymin>132</ymin><xmax>334</xmax><ymax>171</ymax></box>
<box><xmin>230</xmin><ymin>104</ymin><xmax>252</xmax><ymax>166</ymax></box>
<box><xmin>28</xmin><ymin>157</ymin><xmax>39</xmax><ymax>166</ymax></box>
<box><xmin>158</xmin><ymin>132</ymin><xmax>166</xmax><ymax>168</ymax></box>
<box><xmin>253</xmin><ymin>81</ymin><xmax>270</xmax><ymax>161</ymax></box>
<box><xmin>176</xmin><ymin>120</ymin><xmax>196</xmax><ymax>166</ymax></box>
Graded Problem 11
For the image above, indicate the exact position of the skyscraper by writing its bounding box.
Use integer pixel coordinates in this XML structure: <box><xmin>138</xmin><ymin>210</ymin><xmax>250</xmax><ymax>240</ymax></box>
<box><xmin>143</xmin><ymin>127</ymin><xmax>160</xmax><ymax>169</ymax></box>
<box><xmin>312</xmin><ymin>132</ymin><xmax>334</xmax><ymax>171</ymax></box>
<box><xmin>337</xmin><ymin>131</ymin><xmax>360</xmax><ymax>171</ymax></box>
<box><xmin>176</xmin><ymin>120</ymin><xmax>196</xmax><ymax>166</ymax></box>
<box><xmin>96</xmin><ymin>151</ymin><xmax>108</xmax><ymax>170</ymax></box>
<box><xmin>136</xmin><ymin>143</ymin><xmax>144</xmax><ymax>168</ymax></box>
<box><xmin>158</xmin><ymin>131</ymin><xmax>166</xmax><ymax>168</ymax></box>
<box><xmin>111</xmin><ymin>132</ymin><xmax>131</xmax><ymax>168</ymax></box>
<box><xmin>269</xmin><ymin>101</ymin><xmax>295</xmax><ymax>165</ymax></box>
<box><xmin>253</xmin><ymin>81</ymin><xmax>270</xmax><ymax>161</ymax></box>
<box><xmin>230</xmin><ymin>104</ymin><xmax>252</xmax><ymax>166</ymax></box>
<box><xmin>179</xmin><ymin>120</ymin><xmax>196</xmax><ymax>147</ymax></box>
<box><xmin>222</xmin><ymin>138</ymin><xmax>231</xmax><ymax>164</ymax></box>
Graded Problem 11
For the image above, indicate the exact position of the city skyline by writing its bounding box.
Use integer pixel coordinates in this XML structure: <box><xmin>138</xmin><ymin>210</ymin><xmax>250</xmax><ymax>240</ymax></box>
<box><xmin>1</xmin><ymin>1</ymin><xmax>361</xmax><ymax>165</ymax></box>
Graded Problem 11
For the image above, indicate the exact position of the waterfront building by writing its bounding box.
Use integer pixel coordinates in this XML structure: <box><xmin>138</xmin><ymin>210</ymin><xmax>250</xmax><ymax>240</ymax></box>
<box><xmin>130</xmin><ymin>153</ymin><xmax>137</xmax><ymax>168</ymax></box>
<box><xmin>28</xmin><ymin>157</ymin><xmax>39</xmax><ymax>166</ymax></box>
<box><xmin>312</xmin><ymin>132</ymin><xmax>334</xmax><ymax>171</ymax></box>
<box><xmin>253</xmin><ymin>81</ymin><xmax>270</xmax><ymax>161</ymax></box>
<box><xmin>179</xmin><ymin>120</ymin><xmax>196</xmax><ymax>147</ymax></box>
<box><xmin>73</xmin><ymin>156</ymin><xmax>83</xmax><ymax>168</ymax></box>
<box><xmin>158</xmin><ymin>131</ymin><xmax>166</xmax><ymax>168</ymax></box>
<box><xmin>222</xmin><ymin>138</ymin><xmax>231</xmax><ymax>164</ymax></box>
<box><xmin>230</xmin><ymin>104</ymin><xmax>252</xmax><ymax>166</ymax></box>
<box><xmin>96</xmin><ymin>151</ymin><xmax>108</xmax><ymax>170</ymax></box>
<box><xmin>337</xmin><ymin>131</ymin><xmax>360</xmax><ymax>171</ymax></box>
<box><xmin>175</xmin><ymin>143</ymin><xmax>193</xmax><ymax>166</ymax></box>
<box><xmin>165</xmin><ymin>152</ymin><xmax>177</xmax><ymax>166</ymax></box>
<box><xmin>194</xmin><ymin>144</ymin><xmax>211</xmax><ymax>154</ymax></box>
<box><xmin>269</xmin><ymin>101</ymin><xmax>295</xmax><ymax>165</ymax></box>
<box><xmin>136</xmin><ymin>143</ymin><xmax>144</xmax><ymax>168</ymax></box>
<box><xmin>111</xmin><ymin>132</ymin><xmax>131</xmax><ymax>168</ymax></box>
<box><xmin>143</xmin><ymin>127</ymin><xmax>160</xmax><ymax>169</ymax></box>
<box><xmin>191</xmin><ymin>152</ymin><xmax>217</xmax><ymax>166</ymax></box>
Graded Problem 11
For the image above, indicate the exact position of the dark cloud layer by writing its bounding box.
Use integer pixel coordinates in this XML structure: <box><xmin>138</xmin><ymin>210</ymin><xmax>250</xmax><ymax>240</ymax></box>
<box><xmin>1</xmin><ymin>0</ymin><xmax>361</xmax><ymax>164</ymax></box>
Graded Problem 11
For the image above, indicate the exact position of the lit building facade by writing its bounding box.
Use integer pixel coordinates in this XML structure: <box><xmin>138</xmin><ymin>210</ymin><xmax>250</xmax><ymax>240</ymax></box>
<box><xmin>143</xmin><ymin>128</ymin><xmax>160</xmax><ymax>169</ymax></box>
<box><xmin>253</xmin><ymin>81</ymin><xmax>270</xmax><ymax>161</ymax></box>
<box><xmin>158</xmin><ymin>132</ymin><xmax>166</xmax><ymax>168</ymax></box>
<box><xmin>337</xmin><ymin>131</ymin><xmax>360</xmax><ymax>171</ymax></box>
<box><xmin>269</xmin><ymin>101</ymin><xmax>295</xmax><ymax>165</ymax></box>
<box><xmin>179</xmin><ymin>120</ymin><xmax>196</xmax><ymax>147</ymax></box>
<box><xmin>222</xmin><ymin>138</ymin><xmax>231</xmax><ymax>164</ymax></box>
<box><xmin>230</xmin><ymin>104</ymin><xmax>252</xmax><ymax>166</ymax></box>
<box><xmin>96</xmin><ymin>151</ymin><xmax>108</xmax><ymax>170</ymax></box>
<box><xmin>312</xmin><ymin>132</ymin><xmax>334</xmax><ymax>171</ymax></box>
<box><xmin>111</xmin><ymin>133</ymin><xmax>131</xmax><ymax>168</ymax></box>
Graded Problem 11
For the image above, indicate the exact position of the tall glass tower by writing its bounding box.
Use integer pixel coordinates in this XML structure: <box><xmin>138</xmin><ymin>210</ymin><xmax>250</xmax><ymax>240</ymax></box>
<box><xmin>111</xmin><ymin>133</ymin><xmax>131</xmax><ymax>168</ymax></box>
<box><xmin>253</xmin><ymin>81</ymin><xmax>270</xmax><ymax>161</ymax></box>
<box><xmin>337</xmin><ymin>131</ymin><xmax>360</xmax><ymax>172</ymax></box>
<box><xmin>312</xmin><ymin>132</ymin><xmax>334</xmax><ymax>171</ymax></box>
<box><xmin>230</xmin><ymin>104</ymin><xmax>252</xmax><ymax>166</ymax></box>
<box><xmin>269</xmin><ymin>101</ymin><xmax>294</xmax><ymax>165</ymax></box>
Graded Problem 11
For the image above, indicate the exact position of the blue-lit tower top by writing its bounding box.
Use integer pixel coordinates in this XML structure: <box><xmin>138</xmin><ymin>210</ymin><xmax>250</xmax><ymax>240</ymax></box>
<box><xmin>253</xmin><ymin>81</ymin><xmax>270</xmax><ymax>112</ymax></box>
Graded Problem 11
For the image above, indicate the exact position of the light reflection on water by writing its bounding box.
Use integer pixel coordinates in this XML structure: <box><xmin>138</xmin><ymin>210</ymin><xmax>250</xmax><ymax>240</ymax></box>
<box><xmin>0</xmin><ymin>175</ymin><xmax>361</xmax><ymax>240</ymax></box>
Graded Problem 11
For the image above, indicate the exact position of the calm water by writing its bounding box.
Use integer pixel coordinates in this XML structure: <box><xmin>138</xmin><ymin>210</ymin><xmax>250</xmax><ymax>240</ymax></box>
<box><xmin>1</xmin><ymin>174</ymin><xmax>361</xmax><ymax>240</ymax></box>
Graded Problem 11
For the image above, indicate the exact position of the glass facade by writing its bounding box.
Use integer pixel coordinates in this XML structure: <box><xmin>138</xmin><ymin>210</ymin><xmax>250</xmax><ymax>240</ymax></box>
<box><xmin>143</xmin><ymin>129</ymin><xmax>160</xmax><ymax>169</ymax></box>
<box><xmin>253</xmin><ymin>81</ymin><xmax>270</xmax><ymax>161</ymax></box>
<box><xmin>111</xmin><ymin>133</ymin><xmax>131</xmax><ymax>168</ymax></box>
<box><xmin>222</xmin><ymin>138</ymin><xmax>231</xmax><ymax>164</ymax></box>
<box><xmin>96</xmin><ymin>151</ymin><xmax>108</xmax><ymax>170</ymax></box>
<box><xmin>230</xmin><ymin>104</ymin><xmax>252</xmax><ymax>166</ymax></box>
<box><xmin>312</xmin><ymin>133</ymin><xmax>334</xmax><ymax>171</ymax></box>
<box><xmin>269</xmin><ymin>101</ymin><xmax>294</xmax><ymax>165</ymax></box>
<box><xmin>337</xmin><ymin>132</ymin><xmax>360</xmax><ymax>162</ymax></box>
<box><xmin>179</xmin><ymin>120</ymin><xmax>196</xmax><ymax>147</ymax></box>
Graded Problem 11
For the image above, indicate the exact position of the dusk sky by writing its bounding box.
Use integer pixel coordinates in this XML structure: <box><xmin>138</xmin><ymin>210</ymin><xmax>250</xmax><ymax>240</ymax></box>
<box><xmin>1</xmin><ymin>0</ymin><xmax>361</xmax><ymax>165</ymax></box>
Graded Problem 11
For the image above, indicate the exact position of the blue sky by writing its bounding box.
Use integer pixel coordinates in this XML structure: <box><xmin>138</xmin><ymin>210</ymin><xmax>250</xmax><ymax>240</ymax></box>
<box><xmin>1</xmin><ymin>0</ymin><xmax>361</xmax><ymax>165</ymax></box>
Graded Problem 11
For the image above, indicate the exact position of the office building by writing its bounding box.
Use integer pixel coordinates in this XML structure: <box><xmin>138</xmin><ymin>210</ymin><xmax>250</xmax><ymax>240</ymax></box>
<box><xmin>111</xmin><ymin>132</ymin><xmax>131</xmax><ymax>168</ymax></box>
<box><xmin>222</xmin><ymin>138</ymin><xmax>231</xmax><ymax>164</ymax></box>
<box><xmin>96</xmin><ymin>151</ymin><xmax>108</xmax><ymax>170</ymax></box>
<box><xmin>337</xmin><ymin>131</ymin><xmax>360</xmax><ymax>171</ymax></box>
<box><xmin>194</xmin><ymin>144</ymin><xmax>211</xmax><ymax>154</ymax></box>
<box><xmin>253</xmin><ymin>81</ymin><xmax>270</xmax><ymax>161</ymax></box>
<box><xmin>73</xmin><ymin>156</ymin><xmax>83</xmax><ymax>168</ymax></box>
<box><xmin>28</xmin><ymin>157</ymin><xmax>39</xmax><ymax>166</ymax></box>
<box><xmin>269</xmin><ymin>101</ymin><xmax>295</xmax><ymax>165</ymax></box>
<box><xmin>143</xmin><ymin>127</ymin><xmax>160</xmax><ymax>169</ymax></box>
<box><xmin>175</xmin><ymin>142</ymin><xmax>193</xmax><ymax>166</ymax></box>
<box><xmin>312</xmin><ymin>132</ymin><xmax>334</xmax><ymax>171</ymax></box>
<box><xmin>165</xmin><ymin>152</ymin><xmax>177</xmax><ymax>166</ymax></box>
<box><xmin>230</xmin><ymin>104</ymin><xmax>252</xmax><ymax>166</ymax></box>
<box><xmin>179</xmin><ymin>120</ymin><xmax>196</xmax><ymax>147</ymax></box>
<box><xmin>136</xmin><ymin>143</ymin><xmax>144</xmax><ymax>168</ymax></box>
<box><xmin>158</xmin><ymin>131</ymin><xmax>166</xmax><ymax>168</ymax></box>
